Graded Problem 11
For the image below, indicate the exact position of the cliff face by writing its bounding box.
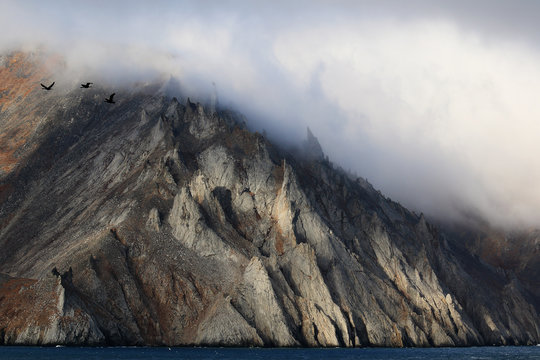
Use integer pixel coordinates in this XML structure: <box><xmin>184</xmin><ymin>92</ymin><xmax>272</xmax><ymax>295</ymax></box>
<box><xmin>443</xmin><ymin>225</ymin><xmax>540</xmax><ymax>316</ymax></box>
<box><xmin>0</xmin><ymin>53</ymin><xmax>538</xmax><ymax>346</ymax></box>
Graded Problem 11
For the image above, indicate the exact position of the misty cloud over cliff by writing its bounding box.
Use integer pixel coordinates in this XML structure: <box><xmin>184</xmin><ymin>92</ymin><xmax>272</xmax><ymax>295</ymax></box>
<box><xmin>3</xmin><ymin>0</ymin><xmax>540</xmax><ymax>228</ymax></box>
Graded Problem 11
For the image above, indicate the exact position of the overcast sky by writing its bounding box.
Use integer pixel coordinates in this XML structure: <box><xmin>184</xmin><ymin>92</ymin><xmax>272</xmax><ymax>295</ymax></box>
<box><xmin>3</xmin><ymin>0</ymin><xmax>540</xmax><ymax>229</ymax></box>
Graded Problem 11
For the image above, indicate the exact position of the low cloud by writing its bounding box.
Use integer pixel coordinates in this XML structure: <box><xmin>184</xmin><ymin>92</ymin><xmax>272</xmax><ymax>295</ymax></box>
<box><xmin>3</xmin><ymin>0</ymin><xmax>540</xmax><ymax>229</ymax></box>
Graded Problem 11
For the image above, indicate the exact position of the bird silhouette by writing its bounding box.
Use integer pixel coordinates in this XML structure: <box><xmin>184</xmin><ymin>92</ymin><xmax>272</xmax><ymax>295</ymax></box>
<box><xmin>104</xmin><ymin>93</ymin><xmax>116</xmax><ymax>104</ymax></box>
<box><xmin>40</xmin><ymin>82</ymin><xmax>55</xmax><ymax>90</ymax></box>
<box><xmin>80</xmin><ymin>82</ymin><xmax>93</xmax><ymax>88</ymax></box>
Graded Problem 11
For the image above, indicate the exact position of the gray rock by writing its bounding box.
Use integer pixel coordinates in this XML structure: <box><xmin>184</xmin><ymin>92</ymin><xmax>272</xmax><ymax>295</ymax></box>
<box><xmin>0</xmin><ymin>56</ymin><xmax>538</xmax><ymax>346</ymax></box>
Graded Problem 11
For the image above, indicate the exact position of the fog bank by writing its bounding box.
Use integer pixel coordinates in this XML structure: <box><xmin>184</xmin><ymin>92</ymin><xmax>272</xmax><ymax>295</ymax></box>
<box><xmin>3</xmin><ymin>1</ymin><xmax>540</xmax><ymax>228</ymax></box>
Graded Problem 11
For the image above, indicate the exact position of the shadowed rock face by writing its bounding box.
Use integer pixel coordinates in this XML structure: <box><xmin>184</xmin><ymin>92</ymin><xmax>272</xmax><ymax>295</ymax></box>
<box><xmin>0</xmin><ymin>53</ymin><xmax>538</xmax><ymax>346</ymax></box>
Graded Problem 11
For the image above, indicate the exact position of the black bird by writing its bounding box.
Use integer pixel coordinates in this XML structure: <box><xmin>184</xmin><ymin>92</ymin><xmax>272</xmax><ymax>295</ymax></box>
<box><xmin>104</xmin><ymin>93</ymin><xmax>116</xmax><ymax>104</ymax></box>
<box><xmin>40</xmin><ymin>81</ymin><xmax>55</xmax><ymax>90</ymax></box>
<box><xmin>80</xmin><ymin>82</ymin><xmax>93</xmax><ymax>88</ymax></box>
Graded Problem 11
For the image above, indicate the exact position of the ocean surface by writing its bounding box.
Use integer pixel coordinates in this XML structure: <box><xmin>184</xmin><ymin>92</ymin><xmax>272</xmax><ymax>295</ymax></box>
<box><xmin>0</xmin><ymin>346</ymin><xmax>539</xmax><ymax>360</ymax></box>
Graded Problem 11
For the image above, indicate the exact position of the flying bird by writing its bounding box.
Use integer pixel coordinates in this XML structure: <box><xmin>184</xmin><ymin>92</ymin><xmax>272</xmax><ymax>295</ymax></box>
<box><xmin>80</xmin><ymin>82</ymin><xmax>93</xmax><ymax>88</ymax></box>
<box><xmin>104</xmin><ymin>93</ymin><xmax>116</xmax><ymax>104</ymax></box>
<box><xmin>40</xmin><ymin>82</ymin><xmax>55</xmax><ymax>90</ymax></box>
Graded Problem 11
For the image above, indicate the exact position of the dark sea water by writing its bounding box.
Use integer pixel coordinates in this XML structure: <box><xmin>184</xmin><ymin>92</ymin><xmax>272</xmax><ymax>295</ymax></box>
<box><xmin>0</xmin><ymin>346</ymin><xmax>539</xmax><ymax>360</ymax></box>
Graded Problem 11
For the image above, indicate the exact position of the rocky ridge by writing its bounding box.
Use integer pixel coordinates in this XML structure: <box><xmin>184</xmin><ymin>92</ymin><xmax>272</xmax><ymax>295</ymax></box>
<box><xmin>0</xmin><ymin>53</ymin><xmax>538</xmax><ymax>346</ymax></box>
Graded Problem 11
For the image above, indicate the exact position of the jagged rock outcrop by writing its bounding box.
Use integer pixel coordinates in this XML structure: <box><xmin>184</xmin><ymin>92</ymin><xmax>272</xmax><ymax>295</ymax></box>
<box><xmin>0</xmin><ymin>271</ymin><xmax>104</xmax><ymax>345</ymax></box>
<box><xmin>302</xmin><ymin>127</ymin><xmax>325</xmax><ymax>161</ymax></box>
<box><xmin>0</xmin><ymin>52</ymin><xmax>538</xmax><ymax>346</ymax></box>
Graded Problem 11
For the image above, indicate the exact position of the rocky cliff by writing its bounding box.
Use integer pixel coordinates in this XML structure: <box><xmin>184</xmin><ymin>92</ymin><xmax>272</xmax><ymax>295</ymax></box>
<box><xmin>0</xmin><ymin>52</ymin><xmax>538</xmax><ymax>346</ymax></box>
